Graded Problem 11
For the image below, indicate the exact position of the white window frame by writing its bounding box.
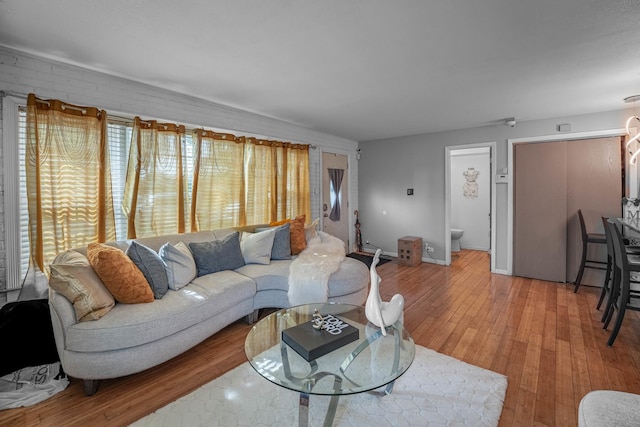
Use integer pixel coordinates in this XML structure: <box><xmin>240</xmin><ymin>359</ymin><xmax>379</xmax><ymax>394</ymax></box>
<box><xmin>3</xmin><ymin>96</ymin><xmax>24</xmax><ymax>291</ymax></box>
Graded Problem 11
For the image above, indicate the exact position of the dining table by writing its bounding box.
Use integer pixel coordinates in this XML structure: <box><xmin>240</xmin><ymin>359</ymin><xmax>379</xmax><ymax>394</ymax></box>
<box><xmin>617</xmin><ymin>217</ymin><xmax>640</xmax><ymax>243</ymax></box>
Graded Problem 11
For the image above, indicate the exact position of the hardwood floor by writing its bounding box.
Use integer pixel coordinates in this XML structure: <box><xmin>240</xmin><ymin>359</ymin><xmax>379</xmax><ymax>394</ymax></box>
<box><xmin>2</xmin><ymin>249</ymin><xmax>640</xmax><ymax>426</ymax></box>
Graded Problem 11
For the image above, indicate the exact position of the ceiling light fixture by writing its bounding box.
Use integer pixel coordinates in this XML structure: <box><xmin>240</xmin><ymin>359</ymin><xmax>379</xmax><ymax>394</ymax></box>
<box><xmin>625</xmin><ymin>95</ymin><xmax>640</xmax><ymax>164</ymax></box>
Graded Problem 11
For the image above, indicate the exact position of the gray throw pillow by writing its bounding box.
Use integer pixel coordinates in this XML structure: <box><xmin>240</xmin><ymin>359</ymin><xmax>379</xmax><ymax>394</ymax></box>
<box><xmin>126</xmin><ymin>241</ymin><xmax>169</xmax><ymax>299</ymax></box>
<box><xmin>188</xmin><ymin>231</ymin><xmax>245</xmax><ymax>276</ymax></box>
<box><xmin>256</xmin><ymin>222</ymin><xmax>291</xmax><ymax>260</ymax></box>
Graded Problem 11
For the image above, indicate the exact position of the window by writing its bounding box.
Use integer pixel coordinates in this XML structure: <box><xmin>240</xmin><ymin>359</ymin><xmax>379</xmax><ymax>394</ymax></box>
<box><xmin>18</xmin><ymin>118</ymin><xmax>196</xmax><ymax>248</ymax></box>
<box><xmin>107</xmin><ymin>122</ymin><xmax>131</xmax><ymax>241</ymax></box>
<box><xmin>15</xmin><ymin>113</ymin><xmax>135</xmax><ymax>279</ymax></box>
<box><xmin>7</xmin><ymin>100</ymin><xmax>308</xmax><ymax>287</ymax></box>
<box><xmin>18</xmin><ymin>109</ymin><xmax>29</xmax><ymax>281</ymax></box>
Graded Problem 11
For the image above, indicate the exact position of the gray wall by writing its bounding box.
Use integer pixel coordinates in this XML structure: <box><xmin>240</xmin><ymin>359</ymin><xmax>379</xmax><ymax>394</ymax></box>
<box><xmin>358</xmin><ymin>109</ymin><xmax>634</xmax><ymax>272</ymax></box>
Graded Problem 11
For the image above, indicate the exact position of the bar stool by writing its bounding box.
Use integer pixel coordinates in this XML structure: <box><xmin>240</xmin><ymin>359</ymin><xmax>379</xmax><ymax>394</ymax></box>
<box><xmin>596</xmin><ymin>217</ymin><xmax>614</xmax><ymax>311</ymax></box>
<box><xmin>573</xmin><ymin>209</ymin><xmax>607</xmax><ymax>293</ymax></box>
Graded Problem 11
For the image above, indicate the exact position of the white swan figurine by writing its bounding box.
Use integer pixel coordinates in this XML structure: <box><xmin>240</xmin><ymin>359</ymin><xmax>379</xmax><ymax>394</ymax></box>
<box><xmin>365</xmin><ymin>249</ymin><xmax>404</xmax><ymax>336</ymax></box>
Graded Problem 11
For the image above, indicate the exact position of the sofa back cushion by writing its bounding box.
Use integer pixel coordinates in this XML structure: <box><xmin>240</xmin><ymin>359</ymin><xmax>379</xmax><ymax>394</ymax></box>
<box><xmin>133</xmin><ymin>230</ymin><xmax>215</xmax><ymax>252</ymax></box>
<box><xmin>189</xmin><ymin>231</ymin><xmax>245</xmax><ymax>276</ymax></box>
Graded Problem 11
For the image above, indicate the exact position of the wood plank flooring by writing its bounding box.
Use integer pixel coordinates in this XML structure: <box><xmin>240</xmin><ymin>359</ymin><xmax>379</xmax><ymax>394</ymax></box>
<box><xmin>2</xmin><ymin>249</ymin><xmax>640</xmax><ymax>426</ymax></box>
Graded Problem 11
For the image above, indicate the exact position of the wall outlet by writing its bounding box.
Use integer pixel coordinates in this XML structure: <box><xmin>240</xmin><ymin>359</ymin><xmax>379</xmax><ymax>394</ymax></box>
<box><xmin>426</xmin><ymin>246</ymin><xmax>435</xmax><ymax>253</ymax></box>
<box><xmin>424</xmin><ymin>242</ymin><xmax>429</xmax><ymax>250</ymax></box>
<box><xmin>366</xmin><ymin>240</ymin><xmax>370</xmax><ymax>244</ymax></box>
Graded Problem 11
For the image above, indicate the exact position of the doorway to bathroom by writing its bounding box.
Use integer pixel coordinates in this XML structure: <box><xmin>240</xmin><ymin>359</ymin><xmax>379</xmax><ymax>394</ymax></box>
<box><xmin>445</xmin><ymin>143</ymin><xmax>496</xmax><ymax>271</ymax></box>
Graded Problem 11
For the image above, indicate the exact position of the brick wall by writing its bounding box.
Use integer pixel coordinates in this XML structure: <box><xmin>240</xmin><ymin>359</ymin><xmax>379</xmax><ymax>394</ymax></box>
<box><xmin>0</xmin><ymin>46</ymin><xmax>359</xmax><ymax>294</ymax></box>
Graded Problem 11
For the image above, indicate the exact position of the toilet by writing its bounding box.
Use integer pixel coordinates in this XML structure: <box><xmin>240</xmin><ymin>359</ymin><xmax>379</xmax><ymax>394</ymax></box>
<box><xmin>451</xmin><ymin>228</ymin><xmax>464</xmax><ymax>252</ymax></box>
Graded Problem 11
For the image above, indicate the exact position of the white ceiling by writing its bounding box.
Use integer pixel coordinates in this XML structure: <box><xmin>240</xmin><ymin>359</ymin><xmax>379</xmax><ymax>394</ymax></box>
<box><xmin>1</xmin><ymin>0</ymin><xmax>639</xmax><ymax>141</ymax></box>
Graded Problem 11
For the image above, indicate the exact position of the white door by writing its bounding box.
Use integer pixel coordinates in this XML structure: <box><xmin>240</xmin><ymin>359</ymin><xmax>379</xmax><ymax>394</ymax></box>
<box><xmin>322</xmin><ymin>152</ymin><xmax>349</xmax><ymax>249</ymax></box>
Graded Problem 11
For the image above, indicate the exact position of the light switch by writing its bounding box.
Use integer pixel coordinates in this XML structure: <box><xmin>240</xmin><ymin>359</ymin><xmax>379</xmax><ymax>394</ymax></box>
<box><xmin>407</xmin><ymin>188</ymin><xmax>414</xmax><ymax>195</ymax></box>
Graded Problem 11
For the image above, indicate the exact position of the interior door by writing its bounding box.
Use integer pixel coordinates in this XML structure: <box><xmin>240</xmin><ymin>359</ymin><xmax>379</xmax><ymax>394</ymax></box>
<box><xmin>514</xmin><ymin>141</ymin><xmax>568</xmax><ymax>282</ymax></box>
<box><xmin>322</xmin><ymin>152</ymin><xmax>349</xmax><ymax>249</ymax></box>
<box><xmin>565</xmin><ymin>137</ymin><xmax>622</xmax><ymax>285</ymax></box>
<box><xmin>514</xmin><ymin>137</ymin><xmax>623</xmax><ymax>284</ymax></box>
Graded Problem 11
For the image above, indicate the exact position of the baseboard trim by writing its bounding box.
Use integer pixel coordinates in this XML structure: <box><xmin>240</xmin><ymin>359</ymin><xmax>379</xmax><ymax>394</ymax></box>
<box><xmin>422</xmin><ymin>257</ymin><xmax>445</xmax><ymax>265</ymax></box>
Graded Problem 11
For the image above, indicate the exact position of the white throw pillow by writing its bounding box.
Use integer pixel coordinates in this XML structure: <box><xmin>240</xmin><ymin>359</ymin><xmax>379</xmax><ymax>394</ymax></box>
<box><xmin>241</xmin><ymin>229</ymin><xmax>276</xmax><ymax>265</ymax></box>
<box><xmin>159</xmin><ymin>241</ymin><xmax>197</xmax><ymax>290</ymax></box>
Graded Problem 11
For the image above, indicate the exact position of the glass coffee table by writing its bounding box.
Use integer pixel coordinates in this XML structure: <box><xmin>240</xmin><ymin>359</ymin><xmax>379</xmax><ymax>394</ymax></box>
<box><xmin>244</xmin><ymin>303</ymin><xmax>415</xmax><ymax>427</ymax></box>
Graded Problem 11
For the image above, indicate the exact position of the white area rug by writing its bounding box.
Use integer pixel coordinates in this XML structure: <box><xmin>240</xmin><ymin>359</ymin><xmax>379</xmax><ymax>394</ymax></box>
<box><xmin>131</xmin><ymin>345</ymin><xmax>507</xmax><ymax>427</ymax></box>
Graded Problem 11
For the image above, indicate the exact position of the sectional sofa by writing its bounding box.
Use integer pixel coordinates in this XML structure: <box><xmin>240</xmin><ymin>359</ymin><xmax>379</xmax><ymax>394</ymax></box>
<box><xmin>47</xmin><ymin>223</ymin><xmax>369</xmax><ymax>395</ymax></box>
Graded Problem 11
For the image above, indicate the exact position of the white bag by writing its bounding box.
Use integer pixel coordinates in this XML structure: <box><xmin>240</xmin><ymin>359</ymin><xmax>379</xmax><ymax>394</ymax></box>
<box><xmin>0</xmin><ymin>362</ymin><xmax>69</xmax><ymax>409</ymax></box>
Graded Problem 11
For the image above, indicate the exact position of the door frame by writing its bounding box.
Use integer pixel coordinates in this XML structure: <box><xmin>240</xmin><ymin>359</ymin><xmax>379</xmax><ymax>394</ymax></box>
<box><xmin>320</xmin><ymin>147</ymin><xmax>352</xmax><ymax>249</ymax></box>
<box><xmin>445</xmin><ymin>141</ymin><xmax>497</xmax><ymax>271</ymax></box>
<box><xmin>506</xmin><ymin>128</ymin><xmax>630</xmax><ymax>276</ymax></box>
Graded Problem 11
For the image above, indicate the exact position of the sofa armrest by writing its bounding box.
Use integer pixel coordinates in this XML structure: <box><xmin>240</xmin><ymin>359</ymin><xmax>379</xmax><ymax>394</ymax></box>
<box><xmin>48</xmin><ymin>288</ymin><xmax>77</xmax><ymax>360</ymax></box>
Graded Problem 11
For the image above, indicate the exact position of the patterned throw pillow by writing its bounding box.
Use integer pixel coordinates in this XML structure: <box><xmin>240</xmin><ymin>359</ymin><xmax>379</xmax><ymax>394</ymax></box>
<box><xmin>49</xmin><ymin>250</ymin><xmax>115</xmax><ymax>322</ymax></box>
<box><xmin>87</xmin><ymin>243</ymin><xmax>154</xmax><ymax>304</ymax></box>
<box><xmin>126</xmin><ymin>241</ymin><xmax>169</xmax><ymax>299</ymax></box>
<box><xmin>188</xmin><ymin>231</ymin><xmax>245</xmax><ymax>276</ymax></box>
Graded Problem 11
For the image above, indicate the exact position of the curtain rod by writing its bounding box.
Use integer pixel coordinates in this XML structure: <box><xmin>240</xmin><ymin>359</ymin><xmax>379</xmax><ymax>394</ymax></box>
<box><xmin>1</xmin><ymin>91</ymin><xmax>317</xmax><ymax>149</ymax></box>
<box><xmin>1</xmin><ymin>91</ymin><xmax>88</xmax><ymax>114</ymax></box>
<box><xmin>0</xmin><ymin>90</ymin><xmax>29</xmax><ymax>100</ymax></box>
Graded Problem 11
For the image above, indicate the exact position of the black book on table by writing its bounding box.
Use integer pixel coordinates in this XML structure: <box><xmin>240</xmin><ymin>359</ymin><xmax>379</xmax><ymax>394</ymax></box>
<box><xmin>282</xmin><ymin>315</ymin><xmax>359</xmax><ymax>362</ymax></box>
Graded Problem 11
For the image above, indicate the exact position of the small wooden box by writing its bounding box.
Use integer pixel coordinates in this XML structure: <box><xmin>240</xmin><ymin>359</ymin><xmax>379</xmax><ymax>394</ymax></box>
<box><xmin>398</xmin><ymin>236</ymin><xmax>422</xmax><ymax>266</ymax></box>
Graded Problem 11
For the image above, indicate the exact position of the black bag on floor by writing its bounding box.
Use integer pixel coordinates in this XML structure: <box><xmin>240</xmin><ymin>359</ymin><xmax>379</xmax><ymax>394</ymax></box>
<box><xmin>0</xmin><ymin>299</ymin><xmax>59</xmax><ymax>377</ymax></box>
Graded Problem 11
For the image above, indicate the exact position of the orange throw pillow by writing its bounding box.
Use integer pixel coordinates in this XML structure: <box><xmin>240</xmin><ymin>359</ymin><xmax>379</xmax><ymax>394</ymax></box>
<box><xmin>87</xmin><ymin>243</ymin><xmax>154</xmax><ymax>304</ymax></box>
<box><xmin>290</xmin><ymin>215</ymin><xmax>307</xmax><ymax>255</ymax></box>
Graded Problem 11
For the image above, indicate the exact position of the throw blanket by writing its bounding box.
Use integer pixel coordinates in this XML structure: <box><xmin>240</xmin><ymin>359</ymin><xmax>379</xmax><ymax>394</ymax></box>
<box><xmin>288</xmin><ymin>231</ymin><xmax>346</xmax><ymax>306</ymax></box>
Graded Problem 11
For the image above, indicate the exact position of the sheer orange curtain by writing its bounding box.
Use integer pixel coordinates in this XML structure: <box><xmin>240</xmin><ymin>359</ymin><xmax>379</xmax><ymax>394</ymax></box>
<box><xmin>191</xmin><ymin>130</ymin><xmax>245</xmax><ymax>231</ymax></box>
<box><xmin>245</xmin><ymin>139</ymin><xmax>277</xmax><ymax>224</ymax></box>
<box><xmin>245</xmin><ymin>138</ymin><xmax>311</xmax><ymax>224</ymax></box>
<box><xmin>122</xmin><ymin>117</ymin><xmax>188</xmax><ymax>238</ymax></box>
<box><xmin>25</xmin><ymin>94</ymin><xmax>115</xmax><ymax>272</ymax></box>
<box><xmin>192</xmin><ymin>132</ymin><xmax>311</xmax><ymax>230</ymax></box>
<box><xmin>282</xmin><ymin>143</ymin><xmax>311</xmax><ymax>220</ymax></box>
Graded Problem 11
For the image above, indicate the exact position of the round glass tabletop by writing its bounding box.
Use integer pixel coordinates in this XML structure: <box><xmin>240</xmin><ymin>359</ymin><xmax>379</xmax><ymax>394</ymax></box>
<box><xmin>244</xmin><ymin>303</ymin><xmax>415</xmax><ymax>396</ymax></box>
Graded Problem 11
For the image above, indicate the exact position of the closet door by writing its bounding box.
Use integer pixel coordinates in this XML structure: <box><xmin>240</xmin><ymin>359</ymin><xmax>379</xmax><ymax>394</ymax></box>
<box><xmin>514</xmin><ymin>141</ymin><xmax>568</xmax><ymax>282</ymax></box>
<box><xmin>566</xmin><ymin>137</ymin><xmax>622</xmax><ymax>285</ymax></box>
<box><xmin>514</xmin><ymin>137</ymin><xmax>623</xmax><ymax>284</ymax></box>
